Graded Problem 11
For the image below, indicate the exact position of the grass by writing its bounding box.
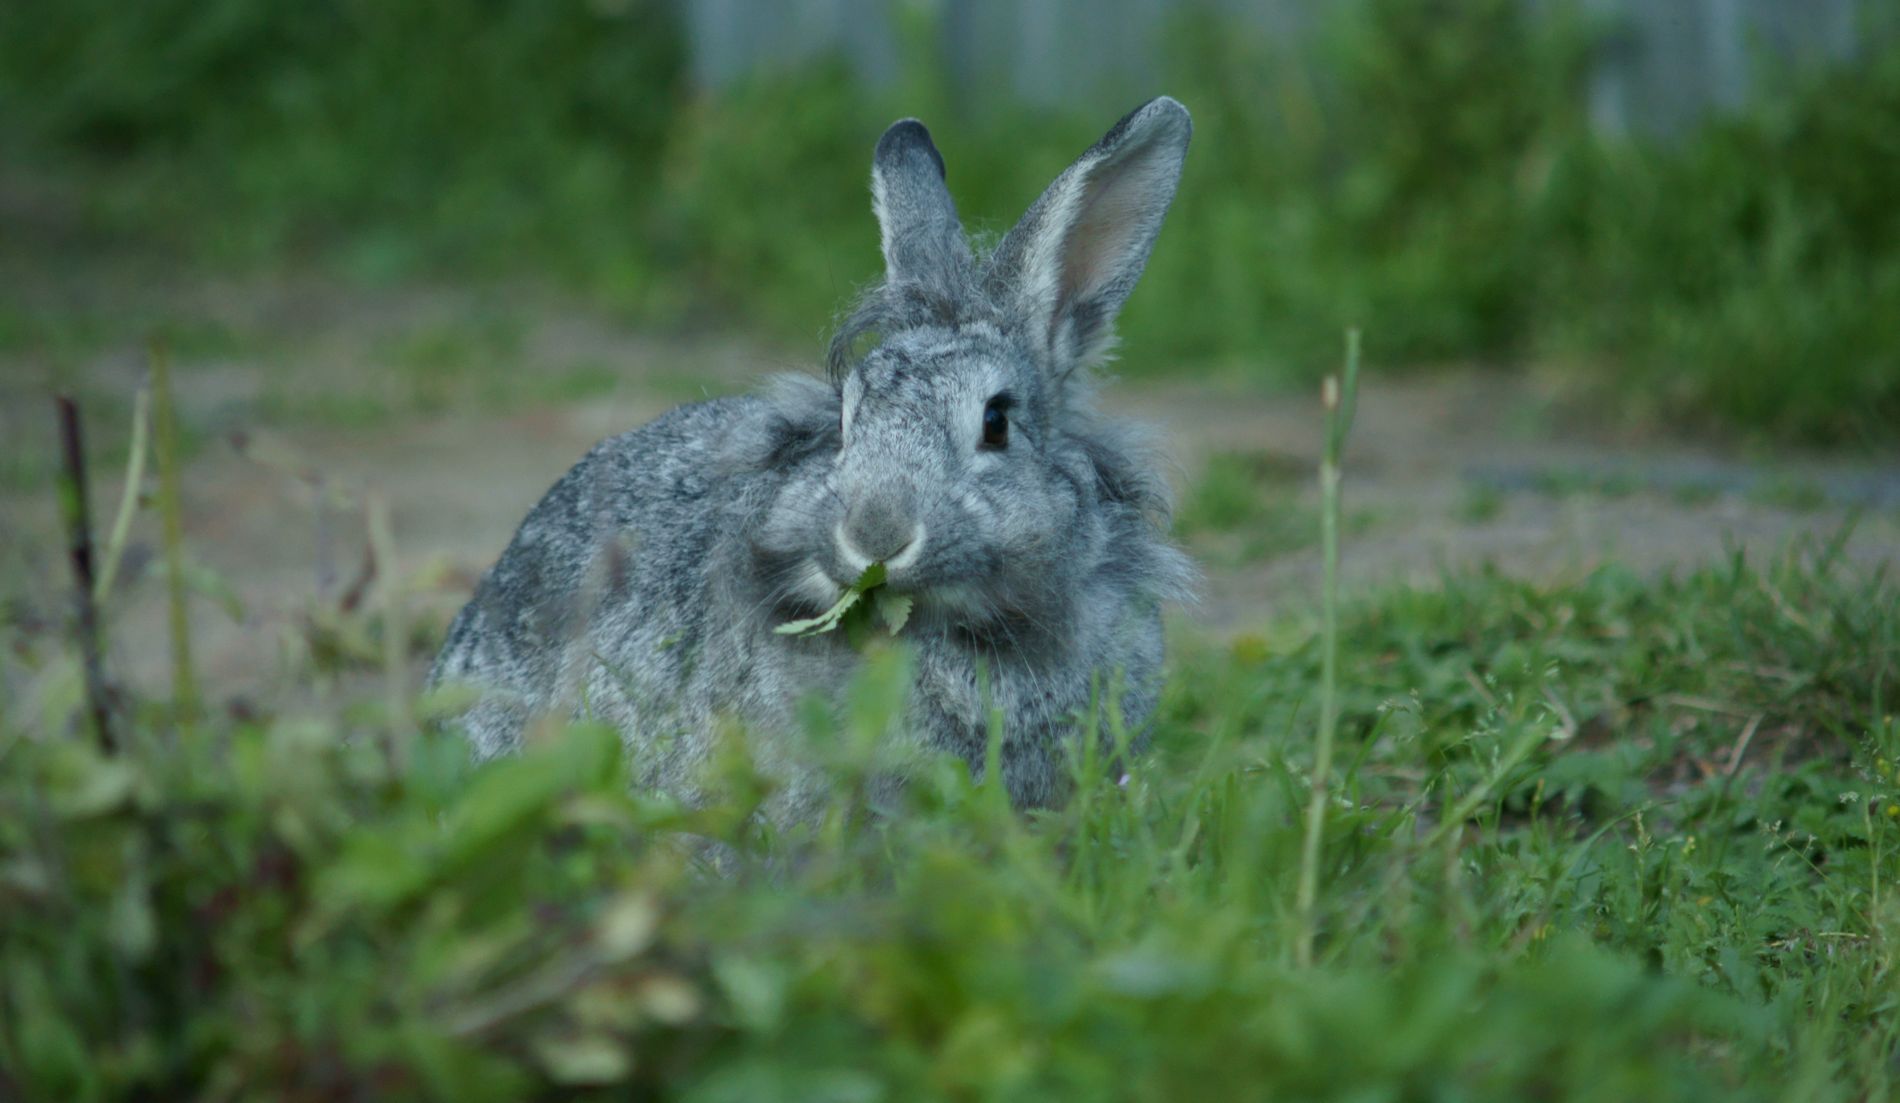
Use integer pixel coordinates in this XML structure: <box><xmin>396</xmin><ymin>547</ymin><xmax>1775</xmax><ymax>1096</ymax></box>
<box><xmin>3</xmin><ymin>360</ymin><xmax>1897</xmax><ymax>1097</ymax></box>
<box><xmin>1751</xmin><ymin>477</ymin><xmax>1834</xmax><ymax>515</ymax></box>
<box><xmin>1527</xmin><ymin>467</ymin><xmax>1646</xmax><ymax>501</ymax></box>
<box><xmin>1173</xmin><ymin>450</ymin><xmax>1379</xmax><ymax>567</ymax></box>
<box><xmin>3</xmin><ymin>541</ymin><xmax>1895</xmax><ymax>1098</ymax></box>
<box><xmin>1459</xmin><ymin>482</ymin><xmax>1508</xmax><ymax>523</ymax></box>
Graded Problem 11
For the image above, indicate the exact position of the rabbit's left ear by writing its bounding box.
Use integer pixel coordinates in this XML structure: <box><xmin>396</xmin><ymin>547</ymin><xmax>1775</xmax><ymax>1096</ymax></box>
<box><xmin>989</xmin><ymin>97</ymin><xmax>1191</xmax><ymax>375</ymax></box>
<box><xmin>871</xmin><ymin>119</ymin><xmax>972</xmax><ymax>299</ymax></box>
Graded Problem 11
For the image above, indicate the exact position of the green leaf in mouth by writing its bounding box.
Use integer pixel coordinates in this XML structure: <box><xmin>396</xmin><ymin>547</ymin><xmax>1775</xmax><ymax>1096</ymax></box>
<box><xmin>775</xmin><ymin>563</ymin><xmax>908</xmax><ymax>639</ymax></box>
<box><xmin>875</xmin><ymin>592</ymin><xmax>914</xmax><ymax>635</ymax></box>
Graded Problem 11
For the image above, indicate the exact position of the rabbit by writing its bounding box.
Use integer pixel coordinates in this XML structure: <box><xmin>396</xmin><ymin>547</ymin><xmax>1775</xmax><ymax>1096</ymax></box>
<box><xmin>429</xmin><ymin>97</ymin><xmax>1196</xmax><ymax>825</ymax></box>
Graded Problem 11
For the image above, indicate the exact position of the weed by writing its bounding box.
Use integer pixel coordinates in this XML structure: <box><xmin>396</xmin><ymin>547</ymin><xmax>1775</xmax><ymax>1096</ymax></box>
<box><xmin>1175</xmin><ymin>450</ymin><xmax>1307</xmax><ymax>536</ymax></box>
<box><xmin>1750</xmin><ymin>476</ymin><xmax>1831</xmax><ymax>514</ymax></box>
<box><xmin>1528</xmin><ymin>466</ymin><xmax>1644</xmax><ymax>500</ymax></box>
<box><xmin>1461</xmin><ymin>481</ymin><xmax>1507</xmax><ymax>522</ymax></box>
<box><xmin>1669</xmin><ymin>481</ymin><xmax>1722</xmax><ymax>508</ymax></box>
<box><xmin>1176</xmin><ymin>449</ymin><xmax>1377</xmax><ymax>565</ymax></box>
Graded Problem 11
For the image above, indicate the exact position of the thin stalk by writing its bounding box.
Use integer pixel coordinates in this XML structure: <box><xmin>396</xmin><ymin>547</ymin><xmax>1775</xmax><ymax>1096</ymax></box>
<box><xmin>366</xmin><ymin>493</ymin><xmax>414</xmax><ymax>766</ymax></box>
<box><xmin>94</xmin><ymin>385</ymin><xmax>151</xmax><ymax>603</ymax></box>
<box><xmin>1295</xmin><ymin>328</ymin><xmax>1361</xmax><ymax>968</ymax></box>
<box><xmin>151</xmin><ymin>341</ymin><xmax>199</xmax><ymax>724</ymax></box>
<box><xmin>55</xmin><ymin>396</ymin><xmax>116</xmax><ymax>752</ymax></box>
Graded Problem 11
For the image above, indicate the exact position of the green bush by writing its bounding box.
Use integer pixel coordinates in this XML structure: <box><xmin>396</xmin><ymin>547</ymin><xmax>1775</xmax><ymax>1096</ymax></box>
<box><xmin>2</xmin><ymin>1</ymin><xmax>1896</xmax><ymax>442</ymax></box>
<box><xmin>1124</xmin><ymin>0</ymin><xmax>1592</xmax><ymax>370</ymax></box>
<box><xmin>1547</xmin><ymin>36</ymin><xmax>1900</xmax><ymax>444</ymax></box>
<box><xmin>649</xmin><ymin>62</ymin><xmax>883</xmax><ymax>330</ymax></box>
<box><xmin>0</xmin><ymin>0</ymin><xmax>685</xmax><ymax>289</ymax></box>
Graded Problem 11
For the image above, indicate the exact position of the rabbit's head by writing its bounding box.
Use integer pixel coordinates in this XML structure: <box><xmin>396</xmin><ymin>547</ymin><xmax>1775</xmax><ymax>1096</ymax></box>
<box><xmin>750</xmin><ymin>98</ymin><xmax>1192</xmax><ymax>638</ymax></box>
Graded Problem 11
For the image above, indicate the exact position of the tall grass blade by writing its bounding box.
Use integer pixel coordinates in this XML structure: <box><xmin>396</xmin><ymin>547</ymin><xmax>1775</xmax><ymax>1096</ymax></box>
<box><xmin>93</xmin><ymin>385</ymin><xmax>150</xmax><ymax>603</ymax></box>
<box><xmin>1295</xmin><ymin>327</ymin><xmax>1361</xmax><ymax>967</ymax></box>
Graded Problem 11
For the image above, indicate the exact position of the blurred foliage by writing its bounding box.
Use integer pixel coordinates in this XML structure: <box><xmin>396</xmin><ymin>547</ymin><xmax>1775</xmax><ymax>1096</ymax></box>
<box><xmin>1</xmin><ymin>0</ymin><xmax>1897</xmax><ymax>441</ymax></box>
<box><xmin>4</xmin><ymin>542</ymin><xmax>1898</xmax><ymax>1099</ymax></box>
<box><xmin>0</xmin><ymin>0</ymin><xmax>684</xmax><ymax>288</ymax></box>
<box><xmin>652</xmin><ymin>61</ymin><xmax>886</xmax><ymax>330</ymax></box>
<box><xmin>1546</xmin><ymin>32</ymin><xmax>1900</xmax><ymax>443</ymax></box>
<box><xmin>1132</xmin><ymin>0</ymin><xmax>1593</xmax><ymax>368</ymax></box>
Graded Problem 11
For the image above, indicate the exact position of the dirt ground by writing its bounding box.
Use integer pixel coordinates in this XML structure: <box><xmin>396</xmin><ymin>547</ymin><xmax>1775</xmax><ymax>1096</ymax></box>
<box><xmin>4</xmin><ymin>270</ymin><xmax>1897</xmax><ymax>710</ymax></box>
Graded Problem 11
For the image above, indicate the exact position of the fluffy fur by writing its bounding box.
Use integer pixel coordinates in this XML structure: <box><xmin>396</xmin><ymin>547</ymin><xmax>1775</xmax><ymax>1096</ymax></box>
<box><xmin>430</xmin><ymin>97</ymin><xmax>1196</xmax><ymax>823</ymax></box>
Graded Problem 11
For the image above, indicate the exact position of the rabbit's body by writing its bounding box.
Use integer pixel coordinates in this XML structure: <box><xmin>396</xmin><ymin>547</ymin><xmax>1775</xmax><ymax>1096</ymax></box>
<box><xmin>432</xmin><ymin>396</ymin><xmax>843</xmax><ymax>818</ymax></box>
<box><xmin>432</xmin><ymin>99</ymin><xmax>1195</xmax><ymax>822</ymax></box>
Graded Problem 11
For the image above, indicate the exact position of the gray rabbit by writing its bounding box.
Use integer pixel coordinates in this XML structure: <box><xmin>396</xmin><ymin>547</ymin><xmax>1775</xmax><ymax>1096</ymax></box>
<box><xmin>430</xmin><ymin>97</ymin><xmax>1195</xmax><ymax>824</ymax></box>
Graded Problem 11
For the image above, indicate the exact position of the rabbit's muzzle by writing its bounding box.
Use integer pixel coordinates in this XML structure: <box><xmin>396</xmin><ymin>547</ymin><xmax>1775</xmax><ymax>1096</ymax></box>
<box><xmin>837</xmin><ymin>488</ymin><xmax>925</xmax><ymax>578</ymax></box>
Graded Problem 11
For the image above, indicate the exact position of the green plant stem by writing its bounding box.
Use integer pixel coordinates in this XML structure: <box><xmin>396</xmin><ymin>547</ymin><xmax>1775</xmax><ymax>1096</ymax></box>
<box><xmin>94</xmin><ymin>385</ymin><xmax>150</xmax><ymax>603</ymax></box>
<box><xmin>151</xmin><ymin>341</ymin><xmax>198</xmax><ymax>725</ymax></box>
<box><xmin>1295</xmin><ymin>328</ymin><xmax>1360</xmax><ymax>968</ymax></box>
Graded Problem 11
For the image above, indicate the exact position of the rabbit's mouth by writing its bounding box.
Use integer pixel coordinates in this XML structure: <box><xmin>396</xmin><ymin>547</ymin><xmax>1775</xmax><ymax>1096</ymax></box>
<box><xmin>785</xmin><ymin>558</ymin><xmax>1024</xmax><ymax>640</ymax></box>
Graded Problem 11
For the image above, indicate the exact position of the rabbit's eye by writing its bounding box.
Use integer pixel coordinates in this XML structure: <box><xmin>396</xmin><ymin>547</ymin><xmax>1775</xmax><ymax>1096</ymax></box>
<box><xmin>981</xmin><ymin>395</ymin><xmax>1011</xmax><ymax>450</ymax></box>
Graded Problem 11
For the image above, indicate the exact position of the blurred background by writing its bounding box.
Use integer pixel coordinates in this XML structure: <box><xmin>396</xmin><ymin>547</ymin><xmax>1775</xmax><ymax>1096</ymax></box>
<box><xmin>2</xmin><ymin>0</ymin><xmax>1898</xmax><ymax>696</ymax></box>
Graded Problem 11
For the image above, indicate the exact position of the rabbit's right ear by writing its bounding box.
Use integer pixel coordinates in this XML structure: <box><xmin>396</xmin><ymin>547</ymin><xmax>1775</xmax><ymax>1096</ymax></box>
<box><xmin>871</xmin><ymin>119</ymin><xmax>972</xmax><ymax>298</ymax></box>
<box><xmin>987</xmin><ymin>97</ymin><xmax>1191</xmax><ymax>378</ymax></box>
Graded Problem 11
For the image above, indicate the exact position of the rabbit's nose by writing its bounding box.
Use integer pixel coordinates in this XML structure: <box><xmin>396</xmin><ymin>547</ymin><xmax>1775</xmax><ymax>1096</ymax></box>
<box><xmin>839</xmin><ymin>497</ymin><xmax>923</xmax><ymax>571</ymax></box>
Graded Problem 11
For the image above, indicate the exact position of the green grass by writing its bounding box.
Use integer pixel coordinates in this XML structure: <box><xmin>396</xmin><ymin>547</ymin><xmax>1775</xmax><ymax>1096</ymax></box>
<box><xmin>1527</xmin><ymin>466</ymin><xmax>1645</xmax><ymax>500</ymax></box>
<box><xmin>3</xmin><ymin>532</ymin><xmax>1896</xmax><ymax>1099</ymax></box>
<box><xmin>1459</xmin><ymin>482</ymin><xmax>1508</xmax><ymax>522</ymax></box>
<box><xmin>1175</xmin><ymin>450</ymin><xmax>1378</xmax><ymax>565</ymax></box>
<box><xmin>1750</xmin><ymin>476</ymin><xmax>1833</xmax><ymax>515</ymax></box>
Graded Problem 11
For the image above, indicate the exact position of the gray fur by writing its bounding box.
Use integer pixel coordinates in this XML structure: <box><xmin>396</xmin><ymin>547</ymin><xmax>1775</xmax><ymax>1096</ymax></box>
<box><xmin>430</xmin><ymin>97</ymin><xmax>1195</xmax><ymax>824</ymax></box>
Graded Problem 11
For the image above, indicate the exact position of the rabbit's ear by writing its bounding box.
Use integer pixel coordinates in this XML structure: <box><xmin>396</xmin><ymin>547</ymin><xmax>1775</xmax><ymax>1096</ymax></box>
<box><xmin>872</xmin><ymin>119</ymin><xmax>972</xmax><ymax>296</ymax></box>
<box><xmin>988</xmin><ymin>97</ymin><xmax>1191</xmax><ymax>375</ymax></box>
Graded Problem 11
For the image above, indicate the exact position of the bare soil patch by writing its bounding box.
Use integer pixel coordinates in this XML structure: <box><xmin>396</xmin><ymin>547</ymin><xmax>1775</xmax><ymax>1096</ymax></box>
<box><xmin>4</xmin><ymin>272</ymin><xmax>1895</xmax><ymax>707</ymax></box>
